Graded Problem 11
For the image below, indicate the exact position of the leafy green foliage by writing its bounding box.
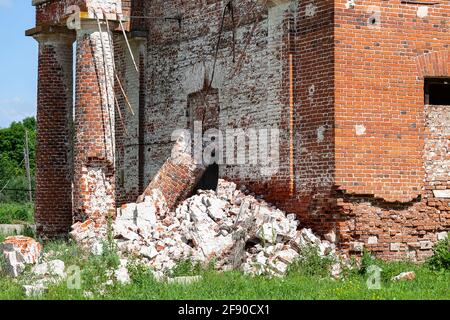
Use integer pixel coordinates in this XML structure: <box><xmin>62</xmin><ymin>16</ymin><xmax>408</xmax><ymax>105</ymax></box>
<box><xmin>101</xmin><ymin>215</ymin><xmax>120</xmax><ymax>269</ymax></box>
<box><xmin>427</xmin><ymin>233</ymin><xmax>450</xmax><ymax>271</ymax></box>
<box><xmin>0</xmin><ymin>239</ymin><xmax>449</xmax><ymax>300</ymax></box>
<box><xmin>288</xmin><ymin>245</ymin><xmax>334</xmax><ymax>277</ymax></box>
<box><xmin>0</xmin><ymin>202</ymin><xmax>34</xmax><ymax>224</ymax></box>
<box><xmin>358</xmin><ymin>249</ymin><xmax>376</xmax><ymax>276</ymax></box>
<box><xmin>170</xmin><ymin>260</ymin><xmax>206</xmax><ymax>277</ymax></box>
<box><xmin>0</xmin><ymin>117</ymin><xmax>36</xmax><ymax>204</ymax></box>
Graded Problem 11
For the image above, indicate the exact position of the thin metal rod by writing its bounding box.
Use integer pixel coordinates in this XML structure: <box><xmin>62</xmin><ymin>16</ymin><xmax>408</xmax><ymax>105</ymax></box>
<box><xmin>24</xmin><ymin>130</ymin><xmax>33</xmax><ymax>202</ymax></box>
<box><xmin>101</xmin><ymin>11</ymin><xmax>135</xmax><ymax>116</ymax></box>
<box><xmin>114</xmin><ymin>95</ymin><xmax>129</xmax><ymax>137</ymax></box>
<box><xmin>95</xmin><ymin>12</ymin><xmax>116</xmax><ymax>158</ymax></box>
<box><xmin>119</xmin><ymin>17</ymin><xmax>139</xmax><ymax>73</ymax></box>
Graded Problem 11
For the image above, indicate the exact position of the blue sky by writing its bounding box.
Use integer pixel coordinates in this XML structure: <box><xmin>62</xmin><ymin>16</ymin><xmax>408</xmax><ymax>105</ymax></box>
<box><xmin>0</xmin><ymin>0</ymin><xmax>37</xmax><ymax>128</ymax></box>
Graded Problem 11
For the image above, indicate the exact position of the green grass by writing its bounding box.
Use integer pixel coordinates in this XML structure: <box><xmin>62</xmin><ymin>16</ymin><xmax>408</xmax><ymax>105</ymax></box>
<box><xmin>0</xmin><ymin>241</ymin><xmax>449</xmax><ymax>300</ymax></box>
<box><xmin>0</xmin><ymin>202</ymin><xmax>34</xmax><ymax>225</ymax></box>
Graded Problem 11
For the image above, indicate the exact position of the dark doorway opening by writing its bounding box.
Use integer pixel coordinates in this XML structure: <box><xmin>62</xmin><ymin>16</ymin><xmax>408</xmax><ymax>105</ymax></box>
<box><xmin>194</xmin><ymin>163</ymin><xmax>219</xmax><ymax>192</ymax></box>
<box><xmin>188</xmin><ymin>87</ymin><xmax>220</xmax><ymax>194</ymax></box>
<box><xmin>425</xmin><ymin>78</ymin><xmax>450</xmax><ymax>105</ymax></box>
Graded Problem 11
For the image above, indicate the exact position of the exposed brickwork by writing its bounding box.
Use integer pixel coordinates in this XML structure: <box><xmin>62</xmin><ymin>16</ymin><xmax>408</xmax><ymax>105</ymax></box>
<box><xmin>331</xmin><ymin>0</ymin><xmax>450</xmax><ymax>259</ymax></box>
<box><xmin>73</xmin><ymin>22</ymin><xmax>116</xmax><ymax>224</ymax></box>
<box><xmin>114</xmin><ymin>35</ymin><xmax>146</xmax><ymax>206</ymax></box>
<box><xmin>282</xmin><ymin>0</ymin><xmax>336</xmax><ymax>235</ymax></box>
<box><xmin>36</xmin><ymin>0</ymin><xmax>86</xmax><ymax>27</ymax></box>
<box><xmin>143</xmin><ymin>0</ymin><xmax>288</xmax><ymax>194</ymax></box>
<box><xmin>34</xmin><ymin>32</ymin><xmax>75</xmax><ymax>238</ymax></box>
<box><xmin>29</xmin><ymin>0</ymin><xmax>449</xmax><ymax>259</ymax></box>
<box><xmin>140</xmin><ymin>133</ymin><xmax>206</xmax><ymax>210</ymax></box>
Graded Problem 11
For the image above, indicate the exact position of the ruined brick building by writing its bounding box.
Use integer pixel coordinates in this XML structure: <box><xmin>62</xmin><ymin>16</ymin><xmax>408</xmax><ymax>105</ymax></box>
<box><xmin>27</xmin><ymin>0</ymin><xmax>449</xmax><ymax>261</ymax></box>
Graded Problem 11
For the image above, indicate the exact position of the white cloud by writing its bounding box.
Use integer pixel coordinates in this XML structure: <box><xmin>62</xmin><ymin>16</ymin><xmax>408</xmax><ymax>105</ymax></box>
<box><xmin>0</xmin><ymin>0</ymin><xmax>12</xmax><ymax>8</ymax></box>
<box><xmin>0</xmin><ymin>97</ymin><xmax>36</xmax><ymax>128</ymax></box>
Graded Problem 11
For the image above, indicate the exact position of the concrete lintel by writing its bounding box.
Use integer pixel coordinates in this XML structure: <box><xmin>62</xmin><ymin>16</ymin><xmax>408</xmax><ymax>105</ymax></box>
<box><xmin>25</xmin><ymin>25</ymin><xmax>76</xmax><ymax>38</ymax></box>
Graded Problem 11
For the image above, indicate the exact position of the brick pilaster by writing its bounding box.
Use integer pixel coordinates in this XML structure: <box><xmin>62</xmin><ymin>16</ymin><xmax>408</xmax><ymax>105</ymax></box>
<box><xmin>33</xmin><ymin>32</ymin><xmax>75</xmax><ymax>238</ymax></box>
<box><xmin>73</xmin><ymin>20</ymin><xmax>116</xmax><ymax>224</ymax></box>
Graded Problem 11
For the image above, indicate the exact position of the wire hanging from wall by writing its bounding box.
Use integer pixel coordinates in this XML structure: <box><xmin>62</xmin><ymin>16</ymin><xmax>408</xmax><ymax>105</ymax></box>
<box><xmin>209</xmin><ymin>0</ymin><xmax>236</xmax><ymax>89</ymax></box>
<box><xmin>95</xmin><ymin>11</ymin><xmax>116</xmax><ymax>161</ymax></box>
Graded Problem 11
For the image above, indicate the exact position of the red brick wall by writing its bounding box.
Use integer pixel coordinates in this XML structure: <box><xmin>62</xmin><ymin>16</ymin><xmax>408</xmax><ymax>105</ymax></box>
<box><xmin>332</xmin><ymin>0</ymin><xmax>450</xmax><ymax>259</ymax></box>
<box><xmin>114</xmin><ymin>35</ymin><xmax>146</xmax><ymax>206</ymax></box>
<box><xmin>289</xmin><ymin>0</ymin><xmax>336</xmax><ymax>234</ymax></box>
<box><xmin>239</xmin><ymin>0</ymin><xmax>337</xmax><ymax>237</ymax></box>
<box><xmin>34</xmin><ymin>33</ymin><xmax>75</xmax><ymax>238</ymax></box>
<box><xmin>36</xmin><ymin>0</ymin><xmax>87</xmax><ymax>26</ymax></box>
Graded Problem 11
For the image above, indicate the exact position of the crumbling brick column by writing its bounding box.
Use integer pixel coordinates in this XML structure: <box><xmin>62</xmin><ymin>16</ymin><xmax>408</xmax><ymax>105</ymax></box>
<box><xmin>73</xmin><ymin>20</ymin><xmax>116</xmax><ymax>224</ymax></box>
<box><xmin>33</xmin><ymin>32</ymin><xmax>75</xmax><ymax>238</ymax></box>
<box><xmin>138</xmin><ymin>132</ymin><xmax>206</xmax><ymax>210</ymax></box>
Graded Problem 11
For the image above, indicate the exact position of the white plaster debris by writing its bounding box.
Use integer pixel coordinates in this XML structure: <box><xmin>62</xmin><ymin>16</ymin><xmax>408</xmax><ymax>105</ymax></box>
<box><xmin>390</xmin><ymin>243</ymin><xmax>401</xmax><ymax>252</ymax></box>
<box><xmin>420</xmin><ymin>240</ymin><xmax>433</xmax><ymax>250</ymax></box>
<box><xmin>1</xmin><ymin>236</ymin><xmax>42</xmax><ymax>278</ymax></box>
<box><xmin>368</xmin><ymin>236</ymin><xmax>378</xmax><ymax>245</ymax></box>
<box><xmin>432</xmin><ymin>190</ymin><xmax>450</xmax><ymax>198</ymax></box>
<box><xmin>91</xmin><ymin>241</ymin><xmax>104</xmax><ymax>256</ymax></box>
<box><xmin>23</xmin><ymin>283</ymin><xmax>47</xmax><ymax>297</ymax></box>
<box><xmin>324</xmin><ymin>230</ymin><xmax>337</xmax><ymax>244</ymax></box>
<box><xmin>317</xmin><ymin>126</ymin><xmax>326</xmax><ymax>143</ymax></box>
<box><xmin>417</xmin><ymin>6</ymin><xmax>428</xmax><ymax>18</ymax></box>
<box><xmin>115</xmin><ymin>266</ymin><xmax>131</xmax><ymax>285</ymax></box>
<box><xmin>355</xmin><ymin>124</ymin><xmax>366</xmax><ymax>136</ymax></box>
<box><xmin>437</xmin><ymin>232</ymin><xmax>448</xmax><ymax>241</ymax></box>
<box><xmin>345</xmin><ymin>0</ymin><xmax>355</xmax><ymax>9</ymax></box>
<box><xmin>350</xmin><ymin>242</ymin><xmax>364</xmax><ymax>252</ymax></box>
<box><xmin>32</xmin><ymin>260</ymin><xmax>66</xmax><ymax>278</ymax></box>
<box><xmin>305</xmin><ymin>3</ymin><xmax>317</xmax><ymax>17</ymax></box>
<box><xmin>24</xmin><ymin>259</ymin><xmax>67</xmax><ymax>297</ymax></box>
<box><xmin>70</xmin><ymin>180</ymin><xmax>342</xmax><ymax>278</ymax></box>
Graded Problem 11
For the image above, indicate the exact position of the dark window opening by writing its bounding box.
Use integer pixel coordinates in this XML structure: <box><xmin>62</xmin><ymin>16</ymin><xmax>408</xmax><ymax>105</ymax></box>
<box><xmin>425</xmin><ymin>78</ymin><xmax>450</xmax><ymax>105</ymax></box>
<box><xmin>194</xmin><ymin>163</ymin><xmax>219</xmax><ymax>193</ymax></box>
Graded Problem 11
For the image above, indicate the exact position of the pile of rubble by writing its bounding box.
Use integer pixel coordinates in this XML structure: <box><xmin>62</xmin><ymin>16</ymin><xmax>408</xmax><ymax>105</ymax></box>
<box><xmin>1</xmin><ymin>236</ymin><xmax>42</xmax><ymax>277</ymax></box>
<box><xmin>71</xmin><ymin>179</ymin><xmax>340</xmax><ymax>278</ymax></box>
<box><xmin>0</xmin><ymin>236</ymin><xmax>68</xmax><ymax>296</ymax></box>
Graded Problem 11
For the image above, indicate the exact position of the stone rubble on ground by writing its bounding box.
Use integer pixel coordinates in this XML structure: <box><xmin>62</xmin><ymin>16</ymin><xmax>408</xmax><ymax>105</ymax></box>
<box><xmin>70</xmin><ymin>179</ymin><xmax>342</xmax><ymax>278</ymax></box>
<box><xmin>31</xmin><ymin>259</ymin><xmax>66</xmax><ymax>278</ymax></box>
<box><xmin>114</xmin><ymin>259</ymin><xmax>131</xmax><ymax>285</ymax></box>
<box><xmin>0</xmin><ymin>236</ymin><xmax>42</xmax><ymax>277</ymax></box>
<box><xmin>24</xmin><ymin>259</ymin><xmax>67</xmax><ymax>297</ymax></box>
<box><xmin>0</xmin><ymin>236</ymin><xmax>71</xmax><ymax>297</ymax></box>
<box><xmin>23</xmin><ymin>283</ymin><xmax>47</xmax><ymax>297</ymax></box>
